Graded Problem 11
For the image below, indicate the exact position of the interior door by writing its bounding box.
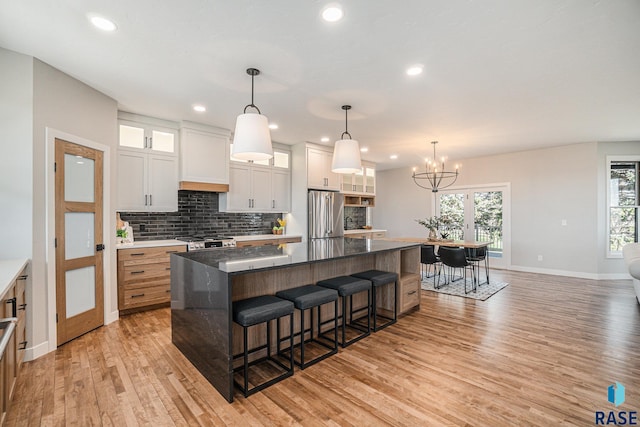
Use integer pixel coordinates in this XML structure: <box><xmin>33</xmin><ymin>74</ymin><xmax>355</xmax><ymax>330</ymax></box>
<box><xmin>437</xmin><ymin>185</ymin><xmax>509</xmax><ymax>268</ymax></box>
<box><xmin>55</xmin><ymin>138</ymin><xmax>104</xmax><ymax>346</ymax></box>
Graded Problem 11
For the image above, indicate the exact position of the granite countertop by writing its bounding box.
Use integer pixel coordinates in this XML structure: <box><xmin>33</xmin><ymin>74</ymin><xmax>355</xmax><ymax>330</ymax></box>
<box><xmin>344</xmin><ymin>229</ymin><xmax>387</xmax><ymax>234</ymax></box>
<box><xmin>176</xmin><ymin>238</ymin><xmax>419</xmax><ymax>274</ymax></box>
<box><xmin>116</xmin><ymin>239</ymin><xmax>187</xmax><ymax>249</ymax></box>
<box><xmin>0</xmin><ymin>259</ymin><xmax>29</xmax><ymax>299</ymax></box>
<box><xmin>233</xmin><ymin>234</ymin><xmax>302</xmax><ymax>242</ymax></box>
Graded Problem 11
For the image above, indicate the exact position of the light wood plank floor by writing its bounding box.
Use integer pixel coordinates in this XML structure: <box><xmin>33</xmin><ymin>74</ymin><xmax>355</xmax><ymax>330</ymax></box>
<box><xmin>6</xmin><ymin>270</ymin><xmax>640</xmax><ymax>426</ymax></box>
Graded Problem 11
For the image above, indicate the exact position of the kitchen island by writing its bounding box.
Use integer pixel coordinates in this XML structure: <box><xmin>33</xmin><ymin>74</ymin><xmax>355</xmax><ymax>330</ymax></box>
<box><xmin>171</xmin><ymin>238</ymin><xmax>421</xmax><ymax>402</ymax></box>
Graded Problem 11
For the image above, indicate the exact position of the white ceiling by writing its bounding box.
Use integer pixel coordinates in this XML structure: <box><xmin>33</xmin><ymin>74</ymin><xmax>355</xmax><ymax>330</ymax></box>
<box><xmin>1</xmin><ymin>0</ymin><xmax>639</xmax><ymax>170</ymax></box>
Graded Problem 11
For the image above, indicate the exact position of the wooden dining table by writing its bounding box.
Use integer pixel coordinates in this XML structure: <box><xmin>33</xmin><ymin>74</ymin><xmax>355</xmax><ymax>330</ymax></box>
<box><xmin>382</xmin><ymin>237</ymin><xmax>491</xmax><ymax>284</ymax></box>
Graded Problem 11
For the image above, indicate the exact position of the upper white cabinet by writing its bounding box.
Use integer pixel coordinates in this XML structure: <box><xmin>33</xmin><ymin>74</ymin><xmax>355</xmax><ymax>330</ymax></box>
<box><xmin>340</xmin><ymin>161</ymin><xmax>376</xmax><ymax>195</ymax></box>
<box><xmin>220</xmin><ymin>144</ymin><xmax>291</xmax><ymax>212</ymax></box>
<box><xmin>117</xmin><ymin>113</ymin><xmax>179</xmax><ymax>212</ymax></box>
<box><xmin>179</xmin><ymin>121</ymin><xmax>230</xmax><ymax>192</ymax></box>
<box><xmin>307</xmin><ymin>146</ymin><xmax>340</xmax><ymax>190</ymax></box>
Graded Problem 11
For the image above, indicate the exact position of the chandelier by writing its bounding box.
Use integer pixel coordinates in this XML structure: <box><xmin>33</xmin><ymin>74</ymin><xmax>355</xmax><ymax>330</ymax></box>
<box><xmin>412</xmin><ymin>141</ymin><xmax>459</xmax><ymax>193</ymax></box>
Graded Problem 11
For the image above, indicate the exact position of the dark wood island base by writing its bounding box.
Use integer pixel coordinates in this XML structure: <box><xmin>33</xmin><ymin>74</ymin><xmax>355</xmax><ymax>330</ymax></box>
<box><xmin>171</xmin><ymin>238</ymin><xmax>420</xmax><ymax>402</ymax></box>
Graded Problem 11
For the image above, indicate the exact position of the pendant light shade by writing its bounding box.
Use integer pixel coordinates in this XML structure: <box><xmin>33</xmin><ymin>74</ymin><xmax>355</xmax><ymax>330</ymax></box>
<box><xmin>331</xmin><ymin>105</ymin><xmax>362</xmax><ymax>174</ymax></box>
<box><xmin>232</xmin><ymin>68</ymin><xmax>273</xmax><ymax>161</ymax></box>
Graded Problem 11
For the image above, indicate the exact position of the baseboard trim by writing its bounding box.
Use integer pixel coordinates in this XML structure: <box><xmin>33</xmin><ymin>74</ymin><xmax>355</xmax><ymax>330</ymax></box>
<box><xmin>509</xmin><ymin>266</ymin><xmax>634</xmax><ymax>281</ymax></box>
<box><xmin>25</xmin><ymin>340</ymin><xmax>50</xmax><ymax>362</ymax></box>
<box><xmin>105</xmin><ymin>309</ymin><xmax>119</xmax><ymax>325</ymax></box>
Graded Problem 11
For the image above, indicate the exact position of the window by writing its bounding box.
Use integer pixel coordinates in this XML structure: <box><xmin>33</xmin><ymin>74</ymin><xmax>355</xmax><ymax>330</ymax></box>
<box><xmin>608</xmin><ymin>157</ymin><xmax>639</xmax><ymax>256</ymax></box>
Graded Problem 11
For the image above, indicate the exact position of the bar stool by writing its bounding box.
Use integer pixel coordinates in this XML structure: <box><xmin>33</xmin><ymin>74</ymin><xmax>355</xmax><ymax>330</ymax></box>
<box><xmin>317</xmin><ymin>276</ymin><xmax>371</xmax><ymax>347</ymax></box>
<box><xmin>232</xmin><ymin>295</ymin><xmax>294</xmax><ymax>398</ymax></box>
<box><xmin>350</xmin><ymin>270</ymin><xmax>398</xmax><ymax>331</ymax></box>
<box><xmin>275</xmin><ymin>285</ymin><xmax>339</xmax><ymax>369</ymax></box>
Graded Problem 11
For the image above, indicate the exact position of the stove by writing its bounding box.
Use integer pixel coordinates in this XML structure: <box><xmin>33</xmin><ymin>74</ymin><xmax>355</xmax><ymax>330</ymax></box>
<box><xmin>177</xmin><ymin>236</ymin><xmax>236</xmax><ymax>251</ymax></box>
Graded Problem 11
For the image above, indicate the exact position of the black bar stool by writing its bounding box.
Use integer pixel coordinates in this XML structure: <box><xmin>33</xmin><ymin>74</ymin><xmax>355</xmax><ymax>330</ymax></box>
<box><xmin>350</xmin><ymin>270</ymin><xmax>398</xmax><ymax>331</ymax></box>
<box><xmin>275</xmin><ymin>284</ymin><xmax>339</xmax><ymax>369</ymax></box>
<box><xmin>232</xmin><ymin>295</ymin><xmax>294</xmax><ymax>397</ymax></box>
<box><xmin>317</xmin><ymin>276</ymin><xmax>371</xmax><ymax>347</ymax></box>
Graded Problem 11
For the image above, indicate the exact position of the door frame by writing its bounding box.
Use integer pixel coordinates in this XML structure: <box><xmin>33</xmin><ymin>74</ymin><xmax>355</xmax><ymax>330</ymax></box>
<box><xmin>45</xmin><ymin>128</ymin><xmax>116</xmax><ymax>356</ymax></box>
<box><xmin>433</xmin><ymin>182</ymin><xmax>512</xmax><ymax>269</ymax></box>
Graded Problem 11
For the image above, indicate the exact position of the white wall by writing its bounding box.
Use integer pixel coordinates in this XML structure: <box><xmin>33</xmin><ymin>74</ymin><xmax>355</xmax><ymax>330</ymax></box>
<box><xmin>374</xmin><ymin>142</ymin><xmax>639</xmax><ymax>278</ymax></box>
<box><xmin>0</xmin><ymin>48</ymin><xmax>33</xmax><ymax>259</ymax></box>
<box><xmin>31</xmin><ymin>59</ymin><xmax>118</xmax><ymax>355</ymax></box>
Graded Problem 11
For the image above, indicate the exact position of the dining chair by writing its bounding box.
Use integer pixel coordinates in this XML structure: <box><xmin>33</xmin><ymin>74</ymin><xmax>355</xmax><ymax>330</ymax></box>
<box><xmin>438</xmin><ymin>247</ymin><xmax>477</xmax><ymax>293</ymax></box>
<box><xmin>420</xmin><ymin>245</ymin><xmax>441</xmax><ymax>280</ymax></box>
<box><xmin>465</xmin><ymin>246</ymin><xmax>489</xmax><ymax>286</ymax></box>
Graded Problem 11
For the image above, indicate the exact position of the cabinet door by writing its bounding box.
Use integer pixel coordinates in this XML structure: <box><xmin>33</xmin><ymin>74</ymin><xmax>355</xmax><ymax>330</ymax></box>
<box><xmin>180</xmin><ymin>129</ymin><xmax>229</xmax><ymax>184</ymax></box>
<box><xmin>323</xmin><ymin>151</ymin><xmax>340</xmax><ymax>190</ymax></box>
<box><xmin>307</xmin><ymin>148</ymin><xmax>328</xmax><ymax>189</ymax></box>
<box><xmin>251</xmin><ymin>167</ymin><xmax>273</xmax><ymax>211</ymax></box>
<box><xmin>272</xmin><ymin>169</ymin><xmax>291</xmax><ymax>212</ymax></box>
<box><xmin>226</xmin><ymin>165</ymin><xmax>252</xmax><ymax>210</ymax></box>
<box><xmin>364</xmin><ymin>165</ymin><xmax>376</xmax><ymax>195</ymax></box>
<box><xmin>148</xmin><ymin>154</ymin><xmax>178</xmax><ymax>211</ymax></box>
<box><xmin>117</xmin><ymin>150</ymin><xmax>147</xmax><ymax>211</ymax></box>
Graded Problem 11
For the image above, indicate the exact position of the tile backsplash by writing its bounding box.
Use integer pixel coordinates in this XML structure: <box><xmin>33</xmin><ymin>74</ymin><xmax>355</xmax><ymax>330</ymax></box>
<box><xmin>119</xmin><ymin>191</ymin><xmax>283</xmax><ymax>241</ymax></box>
<box><xmin>344</xmin><ymin>206</ymin><xmax>367</xmax><ymax>230</ymax></box>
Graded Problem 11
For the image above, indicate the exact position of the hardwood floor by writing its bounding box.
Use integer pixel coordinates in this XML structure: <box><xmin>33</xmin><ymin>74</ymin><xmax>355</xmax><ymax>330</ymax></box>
<box><xmin>6</xmin><ymin>270</ymin><xmax>640</xmax><ymax>426</ymax></box>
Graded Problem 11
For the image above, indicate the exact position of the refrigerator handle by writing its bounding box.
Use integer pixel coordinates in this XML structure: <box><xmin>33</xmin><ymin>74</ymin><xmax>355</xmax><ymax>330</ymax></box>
<box><xmin>326</xmin><ymin>194</ymin><xmax>331</xmax><ymax>235</ymax></box>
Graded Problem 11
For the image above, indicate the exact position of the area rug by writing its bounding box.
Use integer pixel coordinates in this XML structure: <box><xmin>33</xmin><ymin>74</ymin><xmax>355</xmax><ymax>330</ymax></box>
<box><xmin>421</xmin><ymin>274</ymin><xmax>508</xmax><ymax>301</ymax></box>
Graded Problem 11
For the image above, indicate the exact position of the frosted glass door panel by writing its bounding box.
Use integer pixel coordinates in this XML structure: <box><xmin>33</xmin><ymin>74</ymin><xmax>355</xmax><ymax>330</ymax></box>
<box><xmin>65</xmin><ymin>212</ymin><xmax>95</xmax><ymax>259</ymax></box>
<box><xmin>273</xmin><ymin>151</ymin><xmax>289</xmax><ymax>168</ymax></box>
<box><xmin>65</xmin><ymin>266</ymin><xmax>96</xmax><ymax>318</ymax></box>
<box><xmin>65</xmin><ymin>154</ymin><xmax>94</xmax><ymax>202</ymax></box>
<box><xmin>151</xmin><ymin>130</ymin><xmax>175</xmax><ymax>153</ymax></box>
<box><xmin>119</xmin><ymin>125</ymin><xmax>145</xmax><ymax>149</ymax></box>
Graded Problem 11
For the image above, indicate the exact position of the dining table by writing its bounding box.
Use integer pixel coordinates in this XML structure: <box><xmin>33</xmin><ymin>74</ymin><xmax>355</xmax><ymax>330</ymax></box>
<box><xmin>382</xmin><ymin>237</ymin><xmax>491</xmax><ymax>284</ymax></box>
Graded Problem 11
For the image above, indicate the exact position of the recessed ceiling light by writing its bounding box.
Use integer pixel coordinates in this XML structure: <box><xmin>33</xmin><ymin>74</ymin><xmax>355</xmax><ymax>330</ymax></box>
<box><xmin>390</xmin><ymin>154</ymin><xmax>398</xmax><ymax>159</ymax></box>
<box><xmin>406</xmin><ymin>65</ymin><xmax>423</xmax><ymax>76</ymax></box>
<box><xmin>321</xmin><ymin>137</ymin><xmax>330</xmax><ymax>142</ymax></box>
<box><xmin>360</xmin><ymin>147</ymin><xmax>368</xmax><ymax>152</ymax></box>
<box><xmin>322</xmin><ymin>5</ymin><xmax>344</xmax><ymax>22</ymax></box>
<box><xmin>268</xmin><ymin>123</ymin><xmax>278</xmax><ymax>130</ymax></box>
<box><xmin>193</xmin><ymin>105</ymin><xmax>206</xmax><ymax>112</ymax></box>
<box><xmin>89</xmin><ymin>15</ymin><xmax>117</xmax><ymax>32</ymax></box>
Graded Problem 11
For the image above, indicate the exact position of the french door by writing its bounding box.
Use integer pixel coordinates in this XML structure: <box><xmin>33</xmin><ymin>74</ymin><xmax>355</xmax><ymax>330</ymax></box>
<box><xmin>436</xmin><ymin>185</ymin><xmax>510</xmax><ymax>268</ymax></box>
<box><xmin>55</xmin><ymin>138</ymin><xmax>104</xmax><ymax>345</ymax></box>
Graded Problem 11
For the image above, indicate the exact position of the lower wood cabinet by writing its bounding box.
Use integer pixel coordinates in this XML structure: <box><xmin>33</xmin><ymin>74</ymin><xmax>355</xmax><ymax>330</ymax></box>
<box><xmin>117</xmin><ymin>245</ymin><xmax>186</xmax><ymax>313</ymax></box>
<box><xmin>0</xmin><ymin>261</ymin><xmax>28</xmax><ymax>424</ymax></box>
<box><xmin>235</xmin><ymin>236</ymin><xmax>302</xmax><ymax>248</ymax></box>
<box><xmin>399</xmin><ymin>247</ymin><xmax>421</xmax><ymax>314</ymax></box>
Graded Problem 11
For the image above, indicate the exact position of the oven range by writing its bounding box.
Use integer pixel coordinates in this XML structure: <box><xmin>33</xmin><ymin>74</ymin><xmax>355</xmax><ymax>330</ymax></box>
<box><xmin>177</xmin><ymin>236</ymin><xmax>236</xmax><ymax>251</ymax></box>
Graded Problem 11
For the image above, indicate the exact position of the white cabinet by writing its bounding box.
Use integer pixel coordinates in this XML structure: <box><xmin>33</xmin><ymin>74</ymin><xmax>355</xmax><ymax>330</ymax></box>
<box><xmin>220</xmin><ymin>145</ymin><xmax>291</xmax><ymax>212</ymax></box>
<box><xmin>179</xmin><ymin>122</ymin><xmax>230</xmax><ymax>191</ymax></box>
<box><xmin>116</xmin><ymin>113</ymin><xmax>179</xmax><ymax>212</ymax></box>
<box><xmin>340</xmin><ymin>161</ymin><xmax>376</xmax><ymax>195</ymax></box>
<box><xmin>307</xmin><ymin>146</ymin><xmax>339</xmax><ymax>190</ymax></box>
<box><xmin>117</xmin><ymin>150</ymin><xmax>178</xmax><ymax>211</ymax></box>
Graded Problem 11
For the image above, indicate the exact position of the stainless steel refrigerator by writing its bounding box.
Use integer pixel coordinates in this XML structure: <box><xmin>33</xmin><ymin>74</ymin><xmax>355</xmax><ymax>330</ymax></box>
<box><xmin>308</xmin><ymin>190</ymin><xmax>344</xmax><ymax>239</ymax></box>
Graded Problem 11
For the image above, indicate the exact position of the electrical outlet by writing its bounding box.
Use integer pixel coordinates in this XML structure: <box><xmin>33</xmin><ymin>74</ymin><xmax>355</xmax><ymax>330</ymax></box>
<box><xmin>537</xmin><ymin>255</ymin><xmax>543</xmax><ymax>261</ymax></box>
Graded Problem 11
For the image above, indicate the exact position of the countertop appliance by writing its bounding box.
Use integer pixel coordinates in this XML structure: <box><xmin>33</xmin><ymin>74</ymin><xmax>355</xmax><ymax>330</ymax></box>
<box><xmin>308</xmin><ymin>190</ymin><xmax>344</xmax><ymax>239</ymax></box>
<box><xmin>177</xmin><ymin>236</ymin><xmax>236</xmax><ymax>251</ymax></box>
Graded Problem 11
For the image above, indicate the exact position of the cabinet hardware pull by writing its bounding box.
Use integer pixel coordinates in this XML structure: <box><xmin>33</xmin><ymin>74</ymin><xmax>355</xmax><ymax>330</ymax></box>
<box><xmin>145</xmin><ymin>194</ymin><xmax>148</xmax><ymax>206</ymax></box>
<box><xmin>166</xmin><ymin>250</ymin><xmax>178</xmax><ymax>254</ymax></box>
<box><xmin>144</xmin><ymin>136</ymin><xmax>148</xmax><ymax>149</ymax></box>
<box><xmin>19</xmin><ymin>341</ymin><xmax>27</xmax><ymax>350</ymax></box>
<box><xmin>407</xmin><ymin>290</ymin><xmax>417</xmax><ymax>295</ymax></box>
<box><xmin>166</xmin><ymin>290</ymin><xmax>171</xmax><ymax>293</ymax></box>
<box><xmin>165</xmin><ymin>267</ymin><xmax>171</xmax><ymax>270</ymax></box>
<box><xmin>272</xmin><ymin>200</ymin><xmax>275</xmax><ymax>208</ymax></box>
<box><xmin>131</xmin><ymin>293</ymin><xmax>145</xmax><ymax>298</ymax></box>
<box><xmin>18</xmin><ymin>275</ymin><xmax>28</xmax><ymax>280</ymax></box>
<box><xmin>149</xmin><ymin>194</ymin><xmax>153</xmax><ymax>206</ymax></box>
<box><xmin>131</xmin><ymin>270</ymin><xmax>145</xmax><ymax>274</ymax></box>
<box><xmin>248</xmin><ymin>198</ymin><xmax>251</xmax><ymax>207</ymax></box>
<box><xmin>18</xmin><ymin>304</ymin><xmax>26</xmax><ymax>310</ymax></box>
<box><xmin>131</xmin><ymin>253</ymin><xmax>145</xmax><ymax>256</ymax></box>
<box><xmin>149</xmin><ymin>137</ymin><xmax>152</xmax><ymax>149</ymax></box>
<box><xmin>6</xmin><ymin>297</ymin><xmax>16</xmax><ymax>317</ymax></box>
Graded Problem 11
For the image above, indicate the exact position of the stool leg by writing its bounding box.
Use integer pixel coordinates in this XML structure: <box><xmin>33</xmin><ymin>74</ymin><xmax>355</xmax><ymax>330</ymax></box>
<box><xmin>367</xmin><ymin>289</ymin><xmax>371</xmax><ymax>332</ymax></box>
<box><xmin>372</xmin><ymin>285</ymin><xmax>377</xmax><ymax>330</ymax></box>
<box><xmin>300</xmin><ymin>307</ymin><xmax>305</xmax><ymax>366</ymax></box>
<box><xmin>243</xmin><ymin>325</ymin><xmax>249</xmax><ymax>396</ymax></box>
<box><xmin>289</xmin><ymin>313</ymin><xmax>294</xmax><ymax>371</ymax></box>
<box><xmin>341</xmin><ymin>296</ymin><xmax>347</xmax><ymax>346</ymax></box>
<box><xmin>393</xmin><ymin>280</ymin><xmax>398</xmax><ymax>321</ymax></box>
<box><xmin>276</xmin><ymin>317</ymin><xmax>281</xmax><ymax>355</ymax></box>
<box><xmin>333</xmin><ymin>299</ymin><xmax>338</xmax><ymax>349</ymax></box>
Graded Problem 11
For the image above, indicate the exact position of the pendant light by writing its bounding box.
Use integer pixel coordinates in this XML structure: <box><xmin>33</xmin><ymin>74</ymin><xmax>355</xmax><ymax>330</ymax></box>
<box><xmin>331</xmin><ymin>105</ymin><xmax>362</xmax><ymax>174</ymax></box>
<box><xmin>232</xmin><ymin>68</ymin><xmax>273</xmax><ymax>161</ymax></box>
